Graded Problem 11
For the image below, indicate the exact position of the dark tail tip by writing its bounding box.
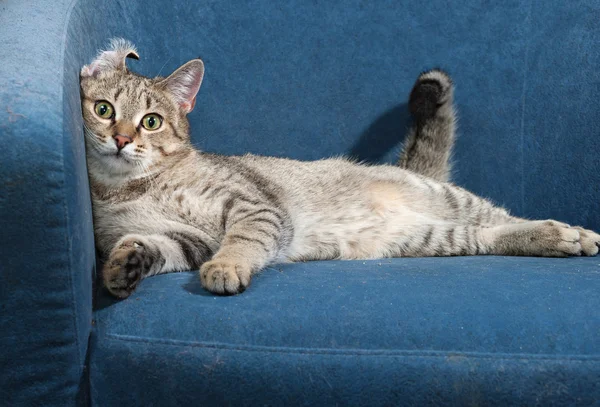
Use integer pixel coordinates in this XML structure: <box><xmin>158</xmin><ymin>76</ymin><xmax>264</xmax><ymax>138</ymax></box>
<box><xmin>409</xmin><ymin>69</ymin><xmax>453</xmax><ymax>121</ymax></box>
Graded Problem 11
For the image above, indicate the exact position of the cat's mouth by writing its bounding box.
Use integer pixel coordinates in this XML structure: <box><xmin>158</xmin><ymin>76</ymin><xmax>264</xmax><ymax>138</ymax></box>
<box><xmin>98</xmin><ymin>149</ymin><xmax>134</xmax><ymax>164</ymax></box>
<box><xmin>113</xmin><ymin>151</ymin><xmax>134</xmax><ymax>163</ymax></box>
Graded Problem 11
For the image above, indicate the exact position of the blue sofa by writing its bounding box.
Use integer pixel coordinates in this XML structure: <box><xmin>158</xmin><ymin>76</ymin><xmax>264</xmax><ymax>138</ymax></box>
<box><xmin>1</xmin><ymin>0</ymin><xmax>599</xmax><ymax>405</ymax></box>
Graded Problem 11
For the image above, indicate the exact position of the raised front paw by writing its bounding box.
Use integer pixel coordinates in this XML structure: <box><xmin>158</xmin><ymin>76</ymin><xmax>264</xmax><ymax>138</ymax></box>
<box><xmin>200</xmin><ymin>259</ymin><xmax>251</xmax><ymax>295</ymax></box>
<box><xmin>103</xmin><ymin>236</ymin><xmax>155</xmax><ymax>298</ymax></box>
<box><xmin>573</xmin><ymin>227</ymin><xmax>600</xmax><ymax>256</ymax></box>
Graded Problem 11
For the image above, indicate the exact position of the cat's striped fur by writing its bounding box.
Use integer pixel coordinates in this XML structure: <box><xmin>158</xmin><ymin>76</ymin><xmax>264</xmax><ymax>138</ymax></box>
<box><xmin>80</xmin><ymin>40</ymin><xmax>600</xmax><ymax>297</ymax></box>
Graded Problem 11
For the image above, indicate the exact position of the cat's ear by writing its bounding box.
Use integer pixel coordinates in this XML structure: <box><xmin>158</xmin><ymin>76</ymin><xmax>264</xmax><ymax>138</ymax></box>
<box><xmin>159</xmin><ymin>59</ymin><xmax>204</xmax><ymax>114</ymax></box>
<box><xmin>81</xmin><ymin>38</ymin><xmax>139</xmax><ymax>78</ymax></box>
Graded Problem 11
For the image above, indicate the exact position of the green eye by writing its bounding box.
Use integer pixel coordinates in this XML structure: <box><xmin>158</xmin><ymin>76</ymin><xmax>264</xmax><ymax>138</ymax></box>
<box><xmin>141</xmin><ymin>114</ymin><xmax>162</xmax><ymax>130</ymax></box>
<box><xmin>94</xmin><ymin>101</ymin><xmax>114</xmax><ymax>119</ymax></box>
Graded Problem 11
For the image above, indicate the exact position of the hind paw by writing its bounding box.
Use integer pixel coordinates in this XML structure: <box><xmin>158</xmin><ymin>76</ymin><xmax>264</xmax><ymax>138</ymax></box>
<box><xmin>573</xmin><ymin>227</ymin><xmax>600</xmax><ymax>256</ymax></box>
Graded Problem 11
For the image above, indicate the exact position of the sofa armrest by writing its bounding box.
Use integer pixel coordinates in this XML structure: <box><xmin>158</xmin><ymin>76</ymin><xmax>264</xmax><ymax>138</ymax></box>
<box><xmin>0</xmin><ymin>1</ymin><xmax>95</xmax><ymax>404</ymax></box>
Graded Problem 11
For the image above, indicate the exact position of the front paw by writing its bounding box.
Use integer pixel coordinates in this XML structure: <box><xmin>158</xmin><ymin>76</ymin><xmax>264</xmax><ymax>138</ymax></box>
<box><xmin>573</xmin><ymin>227</ymin><xmax>600</xmax><ymax>256</ymax></box>
<box><xmin>103</xmin><ymin>237</ymin><xmax>154</xmax><ymax>298</ymax></box>
<box><xmin>199</xmin><ymin>259</ymin><xmax>251</xmax><ymax>295</ymax></box>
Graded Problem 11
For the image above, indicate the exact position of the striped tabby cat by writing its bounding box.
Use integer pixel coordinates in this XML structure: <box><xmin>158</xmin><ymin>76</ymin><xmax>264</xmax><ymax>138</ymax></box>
<box><xmin>81</xmin><ymin>39</ymin><xmax>600</xmax><ymax>298</ymax></box>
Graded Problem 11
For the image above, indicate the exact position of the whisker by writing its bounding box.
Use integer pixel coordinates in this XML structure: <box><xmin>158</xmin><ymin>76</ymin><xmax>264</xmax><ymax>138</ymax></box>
<box><xmin>136</xmin><ymin>161</ymin><xmax>158</xmax><ymax>193</ymax></box>
<box><xmin>156</xmin><ymin>56</ymin><xmax>173</xmax><ymax>77</ymax></box>
<box><xmin>82</xmin><ymin>124</ymin><xmax>107</xmax><ymax>151</ymax></box>
<box><xmin>145</xmin><ymin>163</ymin><xmax>159</xmax><ymax>192</ymax></box>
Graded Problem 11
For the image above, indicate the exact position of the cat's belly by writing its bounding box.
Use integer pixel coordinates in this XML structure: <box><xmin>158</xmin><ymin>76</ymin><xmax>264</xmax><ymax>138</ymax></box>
<box><xmin>284</xmin><ymin>181</ymin><xmax>448</xmax><ymax>261</ymax></box>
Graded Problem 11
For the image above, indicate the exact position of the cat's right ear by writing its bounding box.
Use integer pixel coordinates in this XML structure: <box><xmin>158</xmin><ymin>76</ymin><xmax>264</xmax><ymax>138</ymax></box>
<box><xmin>159</xmin><ymin>59</ymin><xmax>205</xmax><ymax>114</ymax></box>
<box><xmin>81</xmin><ymin>38</ymin><xmax>139</xmax><ymax>78</ymax></box>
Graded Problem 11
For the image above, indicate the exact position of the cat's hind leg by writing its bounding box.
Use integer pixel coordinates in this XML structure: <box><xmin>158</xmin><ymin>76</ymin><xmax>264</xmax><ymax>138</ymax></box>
<box><xmin>484</xmin><ymin>220</ymin><xmax>588</xmax><ymax>257</ymax></box>
<box><xmin>482</xmin><ymin>219</ymin><xmax>599</xmax><ymax>256</ymax></box>
<box><xmin>443</xmin><ymin>186</ymin><xmax>600</xmax><ymax>256</ymax></box>
<box><xmin>389</xmin><ymin>220</ymin><xmax>598</xmax><ymax>258</ymax></box>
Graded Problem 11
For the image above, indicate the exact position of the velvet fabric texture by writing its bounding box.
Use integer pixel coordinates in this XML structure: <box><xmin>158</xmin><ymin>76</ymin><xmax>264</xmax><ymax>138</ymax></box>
<box><xmin>92</xmin><ymin>257</ymin><xmax>600</xmax><ymax>406</ymax></box>
<box><xmin>1</xmin><ymin>0</ymin><xmax>599</xmax><ymax>405</ymax></box>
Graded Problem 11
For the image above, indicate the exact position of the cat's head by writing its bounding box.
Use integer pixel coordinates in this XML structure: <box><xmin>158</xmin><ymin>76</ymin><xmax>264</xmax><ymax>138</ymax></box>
<box><xmin>80</xmin><ymin>39</ymin><xmax>203</xmax><ymax>179</ymax></box>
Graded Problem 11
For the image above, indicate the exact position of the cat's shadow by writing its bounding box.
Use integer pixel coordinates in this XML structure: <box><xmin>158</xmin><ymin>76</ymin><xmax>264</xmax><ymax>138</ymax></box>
<box><xmin>348</xmin><ymin>103</ymin><xmax>410</xmax><ymax>163</ymax></box>
<box><xmin>93</xmin><ymin>273</ymin><xmax>215</xmax><ymax>311</ymax></box>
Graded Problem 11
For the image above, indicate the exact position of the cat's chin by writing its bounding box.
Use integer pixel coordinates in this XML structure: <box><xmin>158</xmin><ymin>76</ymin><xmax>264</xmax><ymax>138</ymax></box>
<box><xmin>89</xmin><ymin>150</ymin><xmax>144</xmax><ymax>178</ymax></box>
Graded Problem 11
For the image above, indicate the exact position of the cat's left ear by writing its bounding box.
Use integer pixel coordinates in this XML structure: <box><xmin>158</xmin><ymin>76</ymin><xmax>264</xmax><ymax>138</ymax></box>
<box><xmin>159</xmin><ymin>59</ymin><xmax>204</xmax><ymax>114</ymax></box>
<box><xmin>81</xmin><ymin>38</ymin><xmax>139</xmax><ymax>78</ymax></box>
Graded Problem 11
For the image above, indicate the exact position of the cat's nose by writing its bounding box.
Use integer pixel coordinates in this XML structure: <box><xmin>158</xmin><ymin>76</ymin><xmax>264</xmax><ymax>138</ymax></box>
<box><xmin>113</xmin><ymin>134</ymin><xmax>133</xmax><ymax>150</ymax></box>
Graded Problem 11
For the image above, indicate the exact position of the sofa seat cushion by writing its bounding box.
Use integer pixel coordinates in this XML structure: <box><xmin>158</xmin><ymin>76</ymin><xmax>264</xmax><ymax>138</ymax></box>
<box><xmin>91</xmin><ymin>257</ymin><xmax>600</xmax><ymax>405</ymax></box>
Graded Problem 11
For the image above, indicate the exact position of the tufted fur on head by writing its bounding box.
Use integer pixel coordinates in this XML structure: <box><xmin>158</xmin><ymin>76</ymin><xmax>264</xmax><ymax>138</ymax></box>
<box><xmin>81</xmin><ymin>38</ymin><xmax>140</xmax><ymax>78</ymax></box>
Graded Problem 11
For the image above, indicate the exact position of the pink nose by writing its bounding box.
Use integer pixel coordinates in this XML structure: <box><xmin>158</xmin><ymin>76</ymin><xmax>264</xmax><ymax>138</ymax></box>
<box><xmin>113</xmin><ymin>134</ymin><xmax>132</xmax><ymax>150</ymax></box>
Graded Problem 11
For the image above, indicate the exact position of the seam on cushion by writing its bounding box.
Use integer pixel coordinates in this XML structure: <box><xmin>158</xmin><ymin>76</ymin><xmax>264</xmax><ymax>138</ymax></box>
<box><xmin>60</xmin><ymin>0</ymin><xmax>86</xmax><ymax>371</ymax></box>
<box><xmin>104</xmin><ymin>333</ymin><xmax>600</xmax><ymax>362</ymax></box>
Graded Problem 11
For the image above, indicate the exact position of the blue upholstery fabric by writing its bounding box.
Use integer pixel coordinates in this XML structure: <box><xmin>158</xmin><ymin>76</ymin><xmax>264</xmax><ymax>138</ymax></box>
<box><xmin>91</xmin><ymin>257</ymin><xmax>600</xmax><ymax>406</ymax></box>
<box><xmin>0</xmin><ymin>0</ymin><xmax>95</xmax><ymax>405</ymax></box>
<box><xmin>1</xmin><ymin>0</ymin><xmax>599</xmax><ymax>405</ymax></box>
